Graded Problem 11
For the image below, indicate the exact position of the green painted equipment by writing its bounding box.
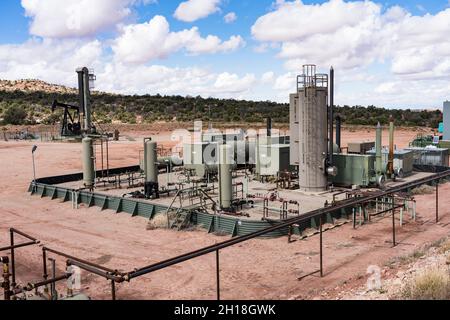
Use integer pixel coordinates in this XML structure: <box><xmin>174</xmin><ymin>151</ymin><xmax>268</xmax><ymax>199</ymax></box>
<box><xmin>218</xmin><ymin>144</ymin><xmax>233</xmax><ymax>210</ymax></box>
<box><xmin>332</xmin><ymin>154</ymin><xmax>379</xmax><ymax>187</ymax></box>
<box><xmin>144</xmin><ymin>139</ymin><xmax>158</xmax><ymax>184</ymax></box>
<box><xmin>82</xmin><ymin>137</ymin><xmax>95</xmax><ymax>189</ymax></box>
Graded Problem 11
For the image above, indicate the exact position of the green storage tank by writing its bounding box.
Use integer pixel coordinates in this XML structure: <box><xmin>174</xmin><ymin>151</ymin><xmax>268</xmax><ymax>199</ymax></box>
<box><xmin>332</xmin><ymin>154</ymin><xmax>377</xmax><ymax>187</ymax></box>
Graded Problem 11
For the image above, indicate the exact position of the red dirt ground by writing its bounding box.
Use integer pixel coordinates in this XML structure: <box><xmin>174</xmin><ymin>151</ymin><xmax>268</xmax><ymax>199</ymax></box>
<box><xmin>0</xmin><ymin>126</ymin><xmax>448</xmax><ymax>300</ymax></box>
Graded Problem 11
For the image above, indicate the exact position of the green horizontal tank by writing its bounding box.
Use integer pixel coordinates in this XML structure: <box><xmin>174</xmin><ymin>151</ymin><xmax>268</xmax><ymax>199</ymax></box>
<box><xmin>332</xmin><ymin>154</ymin><xmax>378</xmax><ymax>187</ymax></box>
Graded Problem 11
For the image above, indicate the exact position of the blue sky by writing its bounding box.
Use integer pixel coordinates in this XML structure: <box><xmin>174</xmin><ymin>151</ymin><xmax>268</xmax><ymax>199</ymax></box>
<box><xmin>0</xmin><ymin>0</ymin><xmax>450</xmax><ymax>109</ymax></box>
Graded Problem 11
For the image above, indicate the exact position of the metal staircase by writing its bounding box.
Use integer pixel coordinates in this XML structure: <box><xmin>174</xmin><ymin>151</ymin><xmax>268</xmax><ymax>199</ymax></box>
<box><xmin>170</xmin><ymin>209</ymin><xmax>192</xmax><ymax>230</ymax></box>
<box><xmin>162</xmin><ymin>187</ymin><xmax>218</xmax><ymax>231</ymax></box>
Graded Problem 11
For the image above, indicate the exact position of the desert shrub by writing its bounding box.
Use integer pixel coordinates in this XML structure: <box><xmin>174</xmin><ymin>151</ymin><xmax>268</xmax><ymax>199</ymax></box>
<box><xmin>147</xmin><ymin>214</ymin><xmax>171</xmax><ymax>230</ymax></box>
<box><xmin>402</xmin><ymin>268</ymin><xmax>450</xmax><ymax>300</ymax></box>
<box><xmin>3</xmin><ymin>104</ymin><xmax>27</xmax><ymax>125</ymax></box>
<box><xmin>411</xmin><ymin>185</ymin><xmax>435</xmax><ymax>195</ymax></box>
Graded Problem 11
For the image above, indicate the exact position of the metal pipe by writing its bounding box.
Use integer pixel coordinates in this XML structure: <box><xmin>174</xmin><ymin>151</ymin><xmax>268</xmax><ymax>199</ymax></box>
<box><xmin>369</xmin><ymin>204</ymin><xmax>405</xmax><ymax>218</ymax></box>
<box><xmin>319</xmin><ymin>215</ymin><xmax>323</xmax><ymax>278</ymax></box>
<box><xmin>436</xmin><ymin>182</ymin><xmax>439</xmax><ymax>223</ymax></box>
<box><xmin>127</xmin><ymin>170</ymin><xmax>450</xmax><ymax>280</ymax></box>
<box><xmin>67</xmin><ymin>260</ymin><xmax>123</xmax><ymax>282</ymax></box>
<box><xmin>376</xmin><ymin>122</ymin><xmax>383</xmax><ymax>175</ymax></box>
<box><xmin>77</xmin><ymin>69</ymin><xmax>85</xmax><ymax>131</ymax></box>
<box><xmin>21</xmin><ymin>274</ymin><xmax>70</xmax><ymax>292</ymax></box>
<box><xmin>1</xmin><ymin>256</ymin><xmax>11</xmax><ymax>300</ymax></box>
<box><xmin>0</xmin><ymin>241</ymin><xmax>36</xmax><ymax>252</ymax></box>
<box><xmin>111</xmin><ymin>280</ymin><xmax>116</xmax><ymax>301</ymax></box>
<box><xmin>49</xmin><ymin>258</ymin><xmax>57</xmax><ymax>300</ymax></box>
<box><xmin>255</xmin><ymin>134</ymin><xmax>261</xmax><ymax>180</ymax></box>
<box><xmin>216</xmin><ymin>250</ymin><xmax>220</xmax><ymax>301</ymax></box>
<box><xmin>42</xmin><ymin>247</ymin><xmax>48</xmax><ymax>292</ymax></box>
<box><xmin>336</xmin><ymin>115</ymin><xmax>341</xmax><ymax>151</ymax></box>
<box><xmin>392</xmin><ymin>199</ymin><xmax>396</xmax><ymax>247</ymax></box>
<box><xmin>44</xmin><ymin>247</ymin><xmax>122</xmax><ymax>275</ymax></box>
<box><xmin>388</xmin><ymin>120</ymin><xmax>395</xmax><ymax>177</ymax></box>
<box><xmin>10</xmin><ymin>230</ymin><xmax>15</xmax><ymax>288</ymax></box>
<box><xmin>267</xmin><ymin>118</ymin><xmax>272</xmax><ymax>138</ymax></box>
<box><xmin>10</xmin><ymin>228</ymin><xmax>39</xmax><ymax>242</ymax></box>
<box><xmin>329</xmin><ymin>67</ymin><xmax>334</xmax><ymax>167</ymax></box>
<box><xmin>82</xmin><ymin>67</ymin><xmax>92</xmax><ymax>134</ymax></box>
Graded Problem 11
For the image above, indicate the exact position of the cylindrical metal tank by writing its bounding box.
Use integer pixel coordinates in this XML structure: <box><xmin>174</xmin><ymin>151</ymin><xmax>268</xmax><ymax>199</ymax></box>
<box><xmin>218</xmin><ymin>144</ymin><xmax>233</xmax><ymax>210</ymax></box>
<box><xmin>376</xmin><ymin>123</ymin><xmax>383</xmax><ymax>174</ymax></box>
<box><xmin>144</xmin><ymin>139</ymin><xmax>158</xmax><ymax>183</ymax></box>
<box><xmin>297</xmin><ymin>75</ymin><xmax>328</xmax><ymax>192</ymax></box>
<box><xmin>158</xmin><ymin>155</ymin><xmax>183</xmax><ymax>168</ymax></box>
<box><xmin>388</xmin><ymin>121</ymin><xmax>395</xmax><ymax>176</ymax></box>
<box><xmin>82</xmin><ymin>137</ymin><xmax>95</xmax><ymax>189</ymax></box>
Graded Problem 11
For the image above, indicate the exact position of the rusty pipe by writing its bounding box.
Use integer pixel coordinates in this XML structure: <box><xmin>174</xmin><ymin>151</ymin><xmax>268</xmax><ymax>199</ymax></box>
<box><xmin>10</xmin><ymin>228</ymin><xmax>39</xmax><ymax>242</ymax></box>
<box><xmin>0</xmin><ymin>240</ymin><xmax>37</xmax><ymax>252</ymax></box>
<box><xmin>66</xmin><ymin>260</ymin><xmax>124</xmax><ymax>283</ymax></box>
<box><xmin>1</xmin><ymin>256</ymin><xmax>11</xmax><ymax>300</ymax></box>
<box><xmin>388</xmin><ymin>120</ymin><xmax>395</xmax><ymax>177</ymax></box>
<box><xmin>44</xmin><ymin>247</ymin><xmax>124</xmax><ymax>276</ymax></box>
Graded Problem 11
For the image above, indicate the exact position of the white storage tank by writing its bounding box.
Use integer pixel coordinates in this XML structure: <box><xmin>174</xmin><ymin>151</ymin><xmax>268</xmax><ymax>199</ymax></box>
<box><xmin>290</xmin><ymin>65</ymin><xmax>328</xmax><ymax>192</ymax></box>
<box><xmin>444</xmin><ymin>101</ymin><xmax>450</xmax><ymax>140</ymax></box>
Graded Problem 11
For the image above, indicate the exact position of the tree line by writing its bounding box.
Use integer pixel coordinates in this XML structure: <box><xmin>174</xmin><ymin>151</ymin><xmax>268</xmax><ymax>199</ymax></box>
<box><xmin>0</xmin><ymin>90</ymin><xmax>443</xmax><ymax>128</ymax></box>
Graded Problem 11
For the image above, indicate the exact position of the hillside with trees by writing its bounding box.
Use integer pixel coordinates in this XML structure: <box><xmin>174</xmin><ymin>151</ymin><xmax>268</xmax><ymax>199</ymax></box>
<box><xmin>0</xmin><ymin>80</ymin><xmax>443</xmax><ymax>128</ymax></box>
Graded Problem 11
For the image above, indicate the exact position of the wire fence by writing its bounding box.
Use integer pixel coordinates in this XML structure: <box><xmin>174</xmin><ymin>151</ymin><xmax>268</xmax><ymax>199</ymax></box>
<box><xmin>0</xmin><ymin>126</ymin><xmax>62</xmax><ymax>142</ymax></box>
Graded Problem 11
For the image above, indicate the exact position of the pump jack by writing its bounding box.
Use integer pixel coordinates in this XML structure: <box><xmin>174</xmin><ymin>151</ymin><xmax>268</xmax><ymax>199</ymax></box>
<box><xmin>50</xmin><ymin>67</ymin><xmax>95</xmax><ymax>137</ymax></box>
<box><xmin>51</xmin><ymin>100</ymin><xmax>82</xmax><ymax>136</ymax></box>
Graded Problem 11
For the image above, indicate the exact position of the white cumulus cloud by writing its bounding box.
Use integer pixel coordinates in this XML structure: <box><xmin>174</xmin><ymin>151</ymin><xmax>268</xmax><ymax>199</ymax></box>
<box><xmin>251</xmin><ymin>0</ymin><xmax>450</xmax><ymax>77</ymax></box>
<box><xmin>112</xmin><ymin>15</ymin><xmax>245</xmax><ymax>64</ymax></box>
<box><xmin>0</xmin><ymin>38</ymin><xmax>103</xmax><ymax>85</ymax></box>
<box><xmin>174</xmin><ymin>0</ymin><xmax>221</xmax><ymax>22</ymax></box>
<box><xmin>20</xmin><ymin>0</ymin><xmax>150</xmax><ymax>38</ymax></box>
<box><xmin>0</xmin><ymin>38</ymin><xmax>255</xmax><ymax>99</ymax></box>
<box><xmin>224</xmin><ymin>12</ymin><xmax>237</xmax><ymax>24</ymax></box>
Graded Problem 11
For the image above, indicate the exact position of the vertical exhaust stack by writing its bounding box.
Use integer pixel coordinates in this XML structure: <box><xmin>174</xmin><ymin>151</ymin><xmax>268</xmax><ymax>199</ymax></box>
<box><xmin>219</xmin><ymin>143</ymin><xmax>233</xmax><ymax>211</ymax></box>
<box><xmin>76</xmin><ymin>67</ymin><xmax>94</xmax><ymax>135</ymax></box>
<box><xmin>82</xmin><ymin>68</ymin><xmax>92</xmax><ymax>134</ymax></box>
<box><xmin>144</xmin><ymin>138</ymin><xmax>159</xmax><ymax>199</ymax></box>
<box><xmin>77</xmin><ymin>69</ymin><xmax>85</xmax><ymax>131</ymax></box>
<box><xmin>326</xmin><ymin>67</ymin><xmax>338</xmax><ymax>178</ymax></box>
<box><xmin>388</xmin><ymin>119</ymin><xmax>395</xmax><ymax>178</ymax></box>
<box><xmin>255</xmin><ymin>134</ymin><xmax>261</xmax><ymax>181</ymax></box>
<box><xmin>267</xmin><ymin>117</ymin><xmax>272</xmax><ymax>138</ymax></box>
<box><xmin>376</xmin><ymin>122</ymin><xmax>385</xmax><ymax>186</ymax></box>
<box><xmin>82</xmin><ymin>137</ymin><xmax>95</xmax><ymax>190</ymax></box>
<box><xmin>329</xmin><ymin>67</ymin><xmax>334</xmax><ymax>169</ymax></box>
<box><xmin>336</xmin><ymin>115</ymin><xmax>342</xmax><ymax>152</ymax></box>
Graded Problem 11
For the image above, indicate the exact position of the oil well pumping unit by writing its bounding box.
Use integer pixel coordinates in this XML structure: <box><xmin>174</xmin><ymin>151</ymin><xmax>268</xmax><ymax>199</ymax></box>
<box><xmin>51</xmin><ymin>67</ymin><xmax>97</xmax><ymax>137</ymax></box>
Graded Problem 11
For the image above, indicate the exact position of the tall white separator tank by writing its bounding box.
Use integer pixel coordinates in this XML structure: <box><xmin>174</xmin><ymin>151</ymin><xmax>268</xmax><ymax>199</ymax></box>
<box><xmin>290</xmin><ymin>65</ymin><xmax>329</xmax><ymax>192</ymax></box>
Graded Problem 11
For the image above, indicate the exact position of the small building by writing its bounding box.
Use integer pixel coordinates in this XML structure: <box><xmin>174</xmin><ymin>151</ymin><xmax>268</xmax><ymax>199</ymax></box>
<box><xmin>348</xmin><ymin>142</ymin><xmax>376</xmax><ymax>155</ymax></box>
<box><xmin>405</xmin><ymin>147</ymin><xmax>449</xmax><ymax>167</ymax></box>
<box><xmin>367</xmin><ymin>148</ymin><xmax>415</xmax><ymax>177</ymax></box>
